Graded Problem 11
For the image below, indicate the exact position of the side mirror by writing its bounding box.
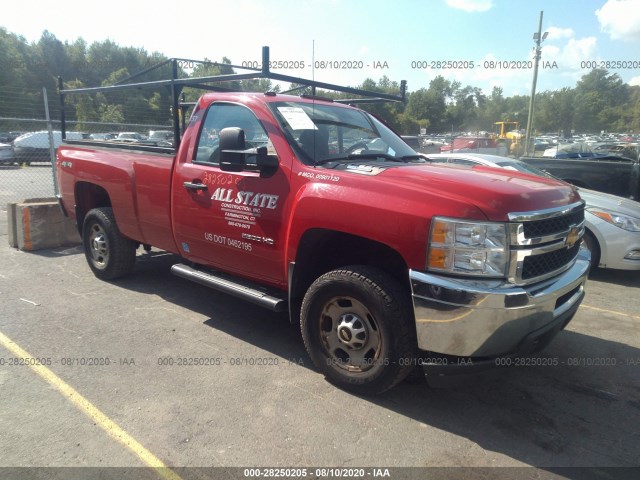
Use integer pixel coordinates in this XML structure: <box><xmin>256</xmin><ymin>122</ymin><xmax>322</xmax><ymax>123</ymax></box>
<box><xmin>219</xmin><ymin>127</ymin><xmax>279</xmax><ymax>178</ymax></box>
<box><xmin>255</xmin><ymin>146</ymin><xmax>278</xmax><ymax>178</ymax></box>
<box><xmin>219</xmin><ymin>127</ymin><xmax>245</xmax><ymax>172</ymax></box>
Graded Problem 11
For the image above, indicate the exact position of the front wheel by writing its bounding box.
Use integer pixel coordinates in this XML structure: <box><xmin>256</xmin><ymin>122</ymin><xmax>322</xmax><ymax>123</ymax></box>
<box><xmin>301</xmin><ymin>266</ymin><xmax>416</xmax><ymax>395</ymax></box>
<box><xmin>83</xmin><ymin>207</ymin><xmax>137</xmax><ymax>280</ymax></box>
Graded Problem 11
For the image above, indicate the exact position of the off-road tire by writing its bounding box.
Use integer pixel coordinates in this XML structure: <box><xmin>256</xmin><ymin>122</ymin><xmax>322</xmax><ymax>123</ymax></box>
<box><xmin>83</xmin><ymin>207</ymin><xmax>137</xmax><ymax>280</ymax></box>
<box><xmin>301</xmin><ymin>266</ymin><xmax>416</xmax><ymax>395</ymax></box>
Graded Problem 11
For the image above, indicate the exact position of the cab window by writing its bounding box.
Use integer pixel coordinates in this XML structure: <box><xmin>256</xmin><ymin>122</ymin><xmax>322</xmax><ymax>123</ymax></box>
<box><xmin>194</xmin><ymin>103</ymin><xmax>269</xmax><ymax>165</ymax></box>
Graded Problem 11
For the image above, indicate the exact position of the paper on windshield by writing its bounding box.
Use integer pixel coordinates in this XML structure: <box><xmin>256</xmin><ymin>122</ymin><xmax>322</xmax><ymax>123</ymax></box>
<box><xmin>277</xmin><ymin>107</ymin><xmax>317</xmax><ymax>130</ymax></box>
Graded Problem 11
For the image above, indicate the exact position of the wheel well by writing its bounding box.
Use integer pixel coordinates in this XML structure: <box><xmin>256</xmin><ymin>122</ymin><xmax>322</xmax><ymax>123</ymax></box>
<box><xmin>74</xmin><ymin>182</ymin><xmax>112</xmax><ymax>234</ymax></box>
<box><xmin>583</xmin><ymin>228</ymin><xmax>601</xmax><ymax>269</ymax></box>
<box><xmin>289</xmin><ymin>229</ymin><xmax>409</xmax><ymax>324</ymax></box>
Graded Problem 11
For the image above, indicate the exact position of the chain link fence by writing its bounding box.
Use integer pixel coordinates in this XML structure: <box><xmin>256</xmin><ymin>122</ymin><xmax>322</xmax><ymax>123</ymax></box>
<box><xmin>1</xmin><ymin>85</ymin><xmax>174</xmax><ymax>207</ymax></box>
<box><xmin>1</xmin><ymin>87</ymin><xmax>57</xmax><ymax>205</ymax></box>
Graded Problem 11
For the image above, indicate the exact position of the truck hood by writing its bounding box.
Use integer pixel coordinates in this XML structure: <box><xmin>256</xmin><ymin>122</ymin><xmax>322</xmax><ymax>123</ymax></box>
<box><xmin>373</xmin><ymin>162</ymin><xmax>581</xmax><ymax>221</ymax></box>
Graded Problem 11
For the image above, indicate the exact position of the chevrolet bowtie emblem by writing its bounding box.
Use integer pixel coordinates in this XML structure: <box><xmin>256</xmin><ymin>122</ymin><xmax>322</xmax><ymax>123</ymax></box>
<box><xmin>566</xmin><ymin>226</ymin><xmax>580</xmax><ymax>248</ymax></box>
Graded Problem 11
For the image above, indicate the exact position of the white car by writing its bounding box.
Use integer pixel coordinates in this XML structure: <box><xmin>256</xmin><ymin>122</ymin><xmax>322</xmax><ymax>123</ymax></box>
<box><xmin>423</xmin><ymin>153</ymin><xmax>640</xmax><ymax>271</ymax></box>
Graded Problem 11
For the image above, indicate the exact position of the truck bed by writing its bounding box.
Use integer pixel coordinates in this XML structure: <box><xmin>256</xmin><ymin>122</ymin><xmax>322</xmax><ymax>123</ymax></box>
<box><xmin>57</xmin><ymin>144</ymin><xmax>178</xmax><ymax>253</ymax></box>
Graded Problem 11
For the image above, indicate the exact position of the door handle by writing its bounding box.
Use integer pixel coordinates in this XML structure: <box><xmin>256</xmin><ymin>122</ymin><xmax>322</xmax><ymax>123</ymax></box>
<box><xmin>183</xmin><ymin>181</ymin><xmax>208</xmax><ymax>191</ymax></box>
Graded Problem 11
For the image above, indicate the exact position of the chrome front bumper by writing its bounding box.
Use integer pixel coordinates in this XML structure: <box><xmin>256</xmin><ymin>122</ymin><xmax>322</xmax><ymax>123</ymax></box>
<box><xmin>410</xmin><ymin>247</ymin><xmax>590</xmax><ymax>358</ymax></box>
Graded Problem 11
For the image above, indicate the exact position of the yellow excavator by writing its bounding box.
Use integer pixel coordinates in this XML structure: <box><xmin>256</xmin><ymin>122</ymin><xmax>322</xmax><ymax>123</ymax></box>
<box><xmin>493</xmin><ymin>121</ymin><xmax>524</xmax><ymax>156</ymax></box>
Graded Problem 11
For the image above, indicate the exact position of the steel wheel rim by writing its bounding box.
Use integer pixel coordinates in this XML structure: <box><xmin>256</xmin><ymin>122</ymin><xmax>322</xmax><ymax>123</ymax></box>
<box><xmin>319</xmin><ymin>296</ymin><xmax>382</xmax><ymax>373</ymax></box>
<box><xmin>88</xmin><ymin>223</ymin><xmax>109</xmax><ymax>268</ymax></box>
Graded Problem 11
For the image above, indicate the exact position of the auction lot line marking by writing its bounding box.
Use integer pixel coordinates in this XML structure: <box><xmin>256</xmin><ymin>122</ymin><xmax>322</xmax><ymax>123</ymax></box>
<box><xmin>0</xmin><ymin>330</ymin><xmax>183</xmax><ymax>480</ymax></box>
<box><xmin>582</xmin><ymin>304</ymin><xmax>640</xmax><ymax>321</ymax></box>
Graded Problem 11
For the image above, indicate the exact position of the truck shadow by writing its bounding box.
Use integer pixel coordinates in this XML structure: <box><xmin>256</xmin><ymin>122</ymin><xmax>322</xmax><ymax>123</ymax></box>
<box><xmin>379</xmin><ymin>333</ymin><xmax>640</xmax><ymax>474</ymax></box>
<box><xmin>119</xmin><ymin>251</ymin><xmax>639</xmax><ymax>474</ymax></box>
<box><xmin>588</xmin><ymin>267</ymin><xmax>640</xmax><ymax>287</ymax></box>
<box><xmin>118</xmin><ymin>250</ymin><xmax>311</xmax><ymax>366</ymax></box>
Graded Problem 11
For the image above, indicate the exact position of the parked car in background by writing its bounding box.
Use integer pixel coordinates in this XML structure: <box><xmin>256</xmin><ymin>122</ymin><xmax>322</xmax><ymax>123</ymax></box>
<box><xmin>148</xmin><ymin>130</ymin><xmax>173</xmax><ymax>140</ymax></box>
<box><xmin>534</xmin><ymin>138</ymin><xmax>551</xmax><ymax>151</ymax></box>
<box><xmin>90</xmin><ymin>133</ymin><xmax>118</xmax><ymax>141</ymax></box>
<box><xmin>115</xmin><ymin>132</ymin><xmax>146</xmax><ymax>143</ymax></box>
<box><xmin>400</xmin><ymin>135</ymin><xmax>422</xmax><ymax>151</ymax></box>
<box><xmin>541</xmin><ymin>141</ymin><xmax>631</xmax><ymax>160</ymax></box>
<box><xmin>0</xmin><ymin>131</ymin><xmax>26</xmax><ymax>144</ymax></box>
<box><xmin>424</xmin><ymin>153</ymin><xmax>640</xmax><ymax>271</ymax></box>
<box><xmin>12</xmin><ymin>131</ymin><xmax>87</xmax><ymax>164</ymax></box>
<box><xmin>440</xmin><ymin>136</ymin><xmax>508</xmax><ymax>156</ymax></box>
<box><xmin>419</xmin><ymin>138</ymin><xmax>446</xmax><ymax>153</ymax></box>
<box><xmin>0</xmin><ymin>142</ymin><xmax>16</xmax><ymax>164</ymax></box>
<box><xmin>401</xmin><ymin>135</ymin><xmax>445</xmax><ymax>154</ymax></box>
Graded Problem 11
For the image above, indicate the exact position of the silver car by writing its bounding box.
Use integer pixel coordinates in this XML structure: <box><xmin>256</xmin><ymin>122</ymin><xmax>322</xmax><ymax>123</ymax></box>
<box><xmin>0</xmin><ymin>142</ymin><xmax>15</xmax><ymax>164</ymax></box>
<box><xmin>424</xmin><ymin>153</ymin><xmax>640</xmax><ymax>271</ymax></box>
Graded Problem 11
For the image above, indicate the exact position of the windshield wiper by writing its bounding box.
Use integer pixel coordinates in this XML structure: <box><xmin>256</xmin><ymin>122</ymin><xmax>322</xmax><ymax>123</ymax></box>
<box><xmin>347</xmin><ymin>153</ymin><xmax>407</xmax><ymax>162</ymax></box>
<box><xmin>315</xmin><ymin>152</ymin><xmax>420</xmax><ymax>166</ymax></box>
<box><xmin>314</xmin><ymin>152</ymin><xmax>429</xmax><ymax>166</ymax></box>
<box><xmin>400</xmin><ymin>154</ymin><xmax>427</xmax><ymax>162</ymax></box>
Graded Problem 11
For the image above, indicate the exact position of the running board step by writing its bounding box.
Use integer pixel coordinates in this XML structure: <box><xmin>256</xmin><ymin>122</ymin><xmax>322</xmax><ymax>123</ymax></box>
<box><xmin>171</xmin><ymin>264</ymin><xmax>287</xmax><ymax>312</ymax></box>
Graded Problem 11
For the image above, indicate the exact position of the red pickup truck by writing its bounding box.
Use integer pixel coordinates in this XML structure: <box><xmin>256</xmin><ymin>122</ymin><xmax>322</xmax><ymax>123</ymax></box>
<box><xmin>56</xmin><ymin>57</ymin><xmax>590</xmax><ymax>394</ymax></box>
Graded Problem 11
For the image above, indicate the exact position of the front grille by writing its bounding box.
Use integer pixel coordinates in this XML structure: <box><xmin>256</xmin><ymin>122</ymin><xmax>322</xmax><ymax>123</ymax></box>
<box><xmin>522</xmin><ymin>243</ymin><xmax>581</xmax><ymax>280</ymax></box>
<box><xmin>508</xmin><ymin>201</ymin><xmax>585</xmax><ymax>285</ymax></box>
<box><xmin>523</xmin><ymin>209</ymin><xmax>584</xmax><ymax>238</ymax></box>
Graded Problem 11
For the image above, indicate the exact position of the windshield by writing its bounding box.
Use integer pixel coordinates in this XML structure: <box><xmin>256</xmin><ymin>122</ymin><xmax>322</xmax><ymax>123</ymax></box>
<box><xmin>269</xmin><ymin>101</ymin><xmax>417</xmax><ymax>165</ymax></box>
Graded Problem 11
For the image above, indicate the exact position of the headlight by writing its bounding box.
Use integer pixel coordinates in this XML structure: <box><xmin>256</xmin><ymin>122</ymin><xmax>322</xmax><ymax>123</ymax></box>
<box><xmin>587</xmin><ymin>208</ymin><xmax>640</xmax><ymax>232</ymax></box>
<box><xmin>428</xmin><ymin>217</ymin><xmax>508</xmax><ymax>277</ymax></box>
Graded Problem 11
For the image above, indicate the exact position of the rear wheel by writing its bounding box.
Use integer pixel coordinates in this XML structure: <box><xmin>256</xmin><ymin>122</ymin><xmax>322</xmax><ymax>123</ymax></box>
<box><xmin>83</xmin><ymin>207</ymin><xmax>137</xmax><ymax>280</ymax></box>
<box><xmin>301</xmin><ymin>266</ymin><xmax>416</xmax><ymax>395</ymax></box>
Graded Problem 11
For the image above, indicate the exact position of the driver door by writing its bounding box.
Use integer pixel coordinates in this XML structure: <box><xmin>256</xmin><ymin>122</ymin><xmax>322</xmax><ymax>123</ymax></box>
<box><xmin>172</xmin><ymin>102</ymin><xmax>290</xmax><ymax>286</ymax></box>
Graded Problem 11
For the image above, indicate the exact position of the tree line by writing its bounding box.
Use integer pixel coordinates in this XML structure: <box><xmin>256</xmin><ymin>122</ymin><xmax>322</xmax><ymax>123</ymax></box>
<box><xmin>2</xmin><ymin>28</ymin><xmax>639</xmax><ymax>135</ymax></box>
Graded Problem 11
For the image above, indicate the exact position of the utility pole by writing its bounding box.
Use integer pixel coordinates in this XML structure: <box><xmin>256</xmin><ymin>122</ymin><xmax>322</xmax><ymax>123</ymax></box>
<box><xmin>525</xmin><ymin>11</ymin><xmax>547</xmax><ymax>156</ymax></box>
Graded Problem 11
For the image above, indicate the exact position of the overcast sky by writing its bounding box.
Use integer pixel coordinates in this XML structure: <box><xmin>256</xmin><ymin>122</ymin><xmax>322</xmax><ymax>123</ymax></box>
<box><xmin>3</xmin><ymin>0</ymin><xmax>640</xmax><ymax>95</ymax></box>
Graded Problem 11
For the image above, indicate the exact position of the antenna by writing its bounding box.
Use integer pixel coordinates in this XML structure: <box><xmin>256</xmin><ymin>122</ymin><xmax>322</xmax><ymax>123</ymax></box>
<box><xmin>312</xmin><ymin>40</ymin><xmax>315</xmax><ymax>84</ymax></box>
